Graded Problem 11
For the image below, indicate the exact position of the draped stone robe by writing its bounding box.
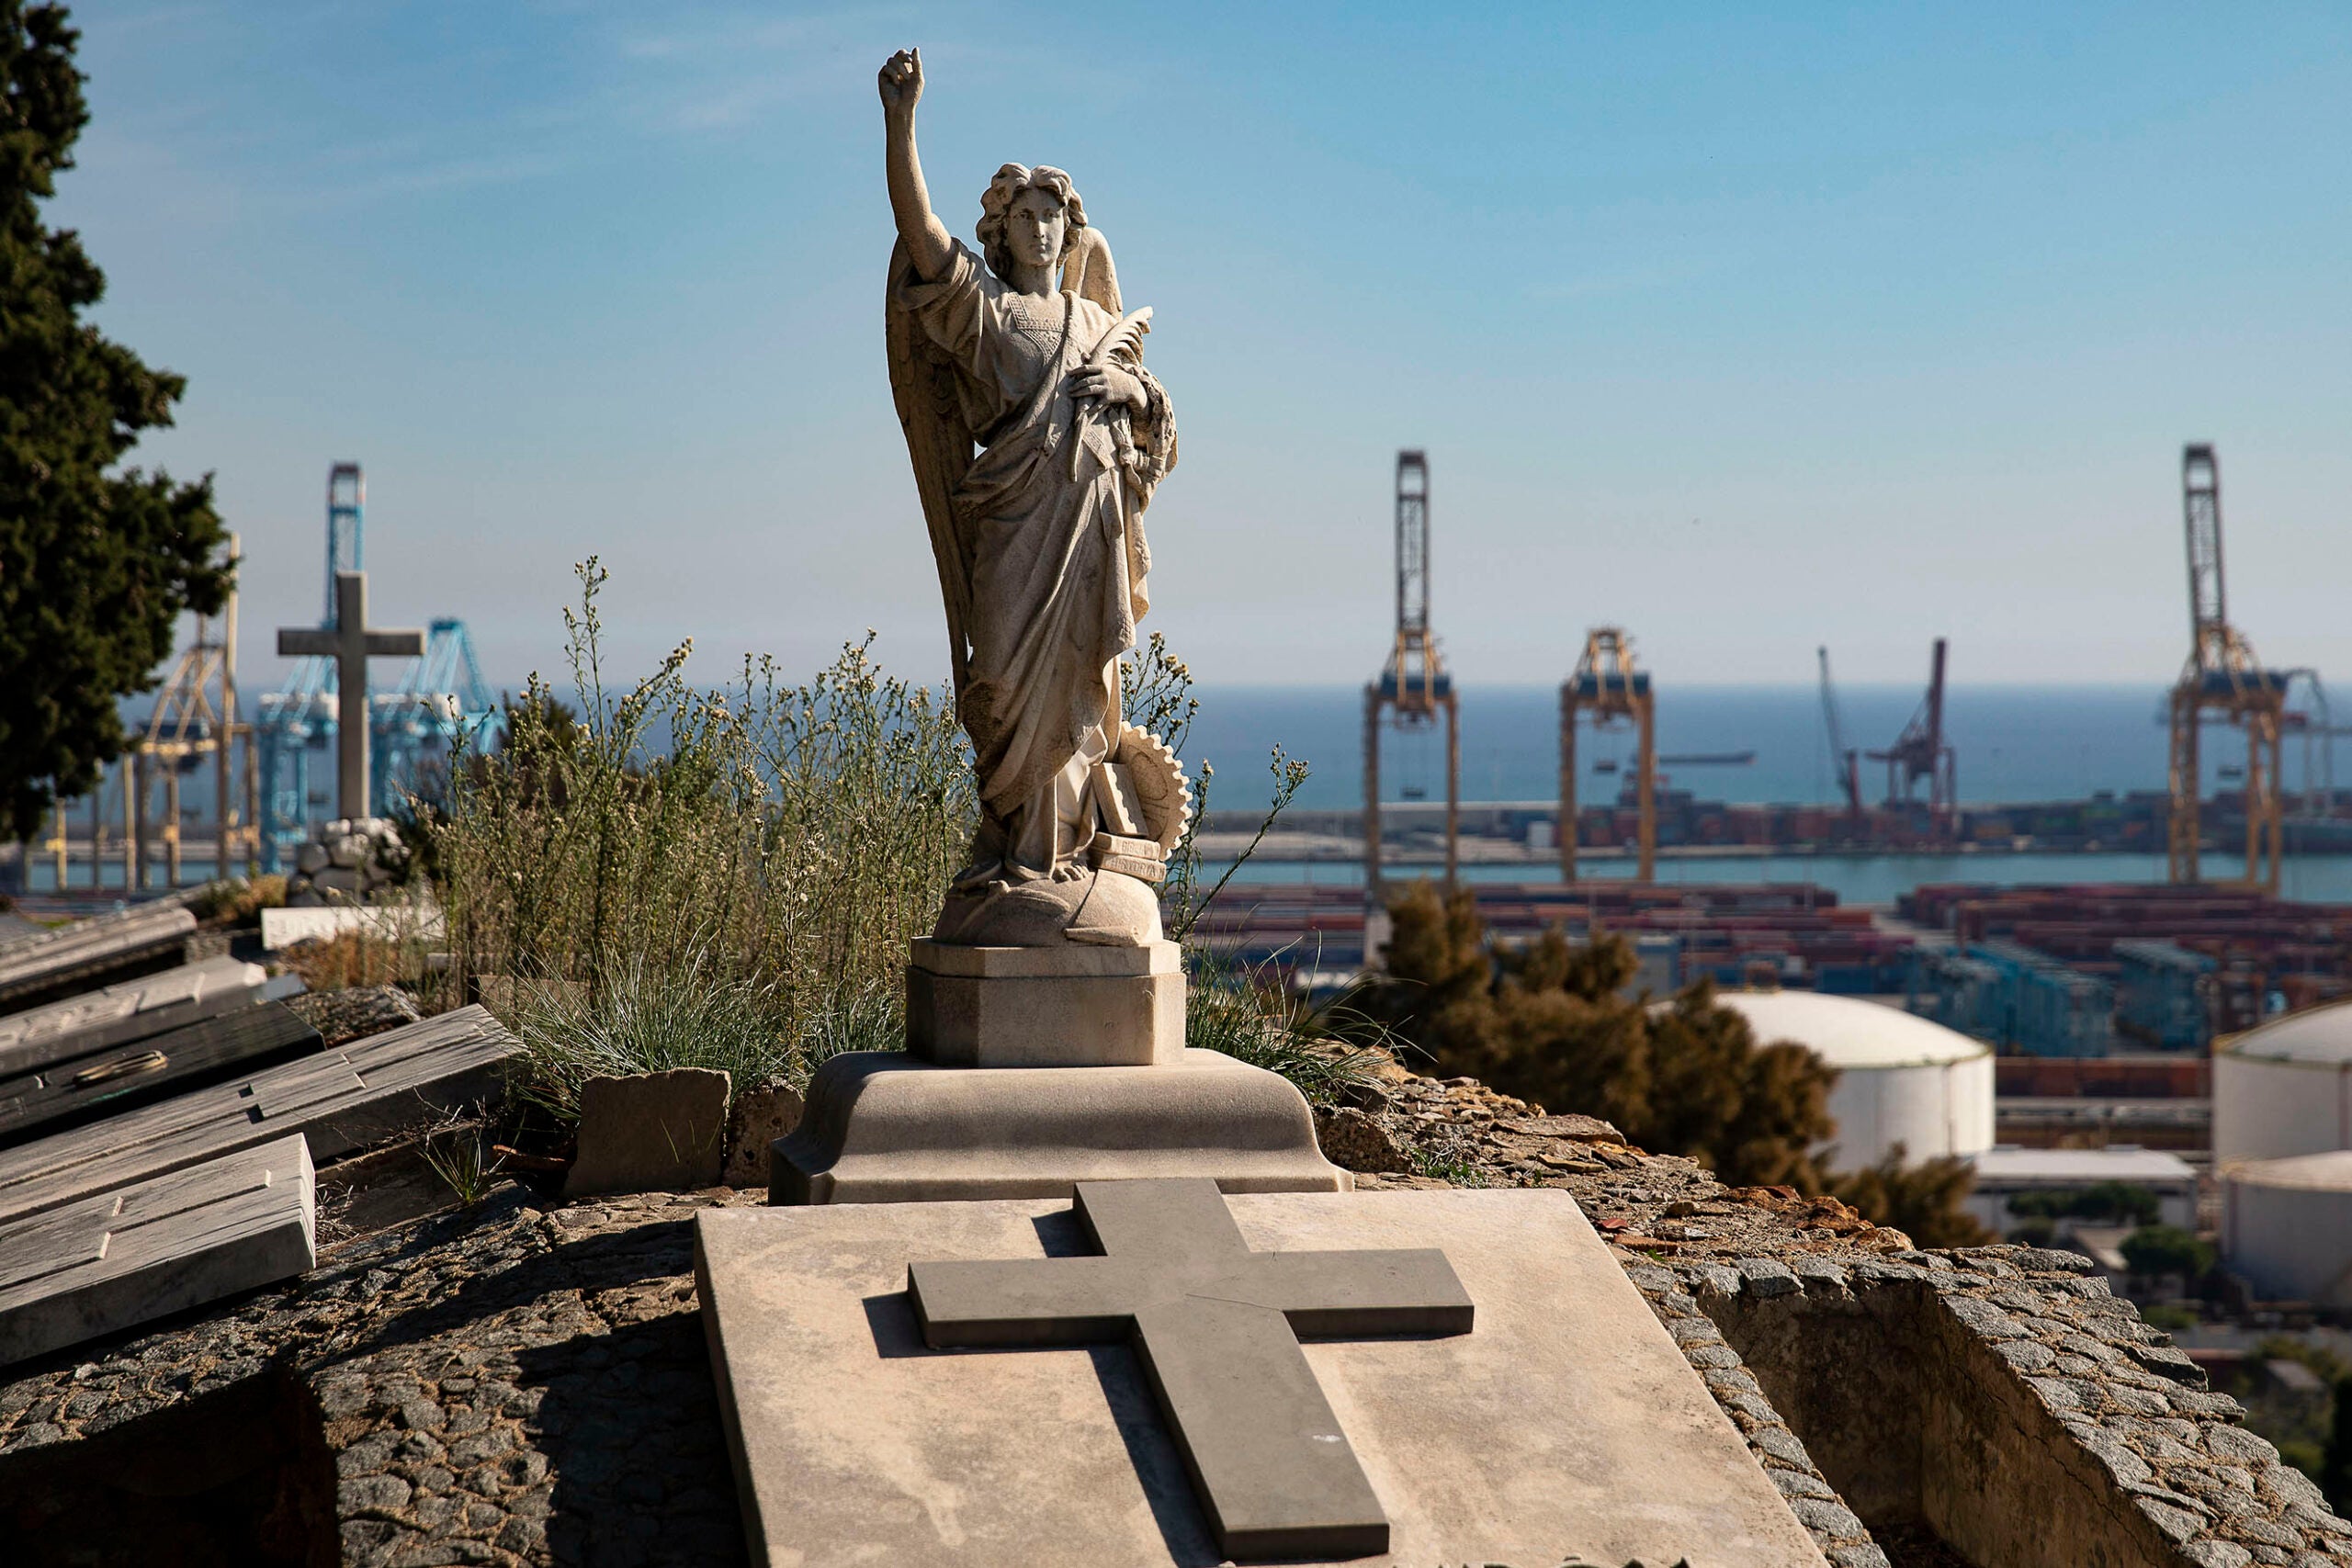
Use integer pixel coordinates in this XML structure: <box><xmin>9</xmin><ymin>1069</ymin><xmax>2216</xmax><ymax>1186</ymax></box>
<box><xmin>893</xmin><ymin>240</ymin><xmax>1176</xmax><ymax>886</ymax></box>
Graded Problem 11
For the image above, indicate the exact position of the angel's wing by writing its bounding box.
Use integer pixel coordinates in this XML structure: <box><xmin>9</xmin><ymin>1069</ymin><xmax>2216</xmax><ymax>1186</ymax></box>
<box><xmin>885</xmin><ymin>237</ymin><xmax>978</xmax><ymax>701</ymax></box>
<box><xmin>1060</xmin><ymin>225</ymin><xmax>1121</xmax><ymax>317</ymax></box>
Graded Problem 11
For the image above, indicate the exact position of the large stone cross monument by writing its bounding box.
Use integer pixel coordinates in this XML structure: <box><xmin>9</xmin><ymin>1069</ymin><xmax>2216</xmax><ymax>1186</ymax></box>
<box><xmin>277</xmin><ymin>570</ymin><xmax>424</xmax><ymax>819</ymax></box>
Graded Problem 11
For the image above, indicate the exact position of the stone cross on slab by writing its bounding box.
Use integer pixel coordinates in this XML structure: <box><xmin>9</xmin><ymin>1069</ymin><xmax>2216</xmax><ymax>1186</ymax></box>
<box><xmin>277</xmin><ymin>570</ymin><xmax>424</xmax><ymax>820</ymax></box>
<box><xmin>906</xmin><ymin>1178</ymin><xmax>1473</xmax><ymax>1562</ymax></box>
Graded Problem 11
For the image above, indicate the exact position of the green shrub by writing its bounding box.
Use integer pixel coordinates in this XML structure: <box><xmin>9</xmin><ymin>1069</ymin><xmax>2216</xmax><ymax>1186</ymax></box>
<box><xmin>1186</xmin><ymin>963</ymin><xmax>1383</xmax><ymax>1108</ymax></box>
<box><xmin>2121</xmin><ymin>1224</ymin><xmax>2215</xmax><ymax>1281</ymax></box>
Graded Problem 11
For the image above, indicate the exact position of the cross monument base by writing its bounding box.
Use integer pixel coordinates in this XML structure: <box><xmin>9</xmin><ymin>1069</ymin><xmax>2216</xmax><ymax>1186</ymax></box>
<box><xmin>769</xmin><ymin>1048</ymin><xmax>1350</xmax><ymax>1205</ymax></box>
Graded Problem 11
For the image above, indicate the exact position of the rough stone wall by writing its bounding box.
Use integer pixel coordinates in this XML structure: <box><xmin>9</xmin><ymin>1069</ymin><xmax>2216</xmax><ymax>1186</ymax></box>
<box><xmin>1338</xmin><ymin>1070</ymin><xmax>2352</xmax><ymax>1568</ymax></box>
<box><xmin>1</xmin><ymin>1190</ymin><xmax>752</xmax><ymax>1568</ymax></box>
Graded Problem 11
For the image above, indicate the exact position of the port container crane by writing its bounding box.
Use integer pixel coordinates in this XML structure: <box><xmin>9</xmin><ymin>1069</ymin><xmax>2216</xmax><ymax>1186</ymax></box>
<box><xmin>1362</xmin><ymin>450</ymin><xmax>1458</xmax><ymax>897</ymax></box>
<box><xmin>1868</xmin><ymin>637</ymin><xmax>1957</xmax><ymax>828</ymax></box>
<box><xmin>2167</xmin><ymin>444</ymin><xmax>2285</xmax><ymax>892</ymax></box>
<box><xmin>1560</xmin><ymin>628</ymin><xmax>1655</xmax><ymax>884</ymax></box>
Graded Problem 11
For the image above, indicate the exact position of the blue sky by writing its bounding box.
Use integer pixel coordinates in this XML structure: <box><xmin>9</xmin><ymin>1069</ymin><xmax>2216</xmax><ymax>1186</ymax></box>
<box><xmin>61</xmin><ymin>2</ymin><xmax>2352</xmax><ymax>698</ymax></box>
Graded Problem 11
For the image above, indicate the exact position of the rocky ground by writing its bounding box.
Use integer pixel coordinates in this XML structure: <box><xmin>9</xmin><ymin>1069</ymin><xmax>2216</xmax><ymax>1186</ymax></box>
<box><xmin>2</xmin><ymin>1059</ymin><xmax>2345</xmax><ymax>1568</ymax></box>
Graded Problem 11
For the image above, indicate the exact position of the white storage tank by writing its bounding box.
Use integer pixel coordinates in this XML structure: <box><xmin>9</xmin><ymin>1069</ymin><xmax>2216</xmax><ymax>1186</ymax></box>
<box><xmin>2222</xmin><ymin>1151</ymin><xmax>2352</xmax><ymax>1305</ymax></box>
<box><xmin>1698</xmin><ymin>991</ymin><xmax>1996</xmax><ymax>1172</ymax></box>
<box><xmin>2213</xmin><ymin>1000</ymin><xmax>2352</xmax><ymax>1165</ymax></box>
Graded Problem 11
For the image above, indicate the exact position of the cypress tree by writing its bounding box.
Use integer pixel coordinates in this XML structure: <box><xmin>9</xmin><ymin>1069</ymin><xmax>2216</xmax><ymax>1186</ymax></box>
<box><xmin>0</xmin><ymin>3</ymin><xmax>228</xmax><ymax>841</ymax></box>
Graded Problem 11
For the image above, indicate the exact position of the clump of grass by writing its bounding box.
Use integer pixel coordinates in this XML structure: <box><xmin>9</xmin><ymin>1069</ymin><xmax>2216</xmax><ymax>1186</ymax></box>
<box><xmin>1185</xmin><ymin>962</ymin><xmax>1385</xmax><ymax>1109</ymax></box>
<box><xmin>280</xmin><ymin>929</ymin><xmax>421</xmax><ymax>993</ymax></box>
<box><xmin>189</xmin><ymin>874</ymin><xmax>287</xmax><ymax>925</ymax></box>
<box><xmin>505</xmin><ymin>944</ymin><xmax>797</xmax><ymax>1124</ymax></box>
<box><xmin>420</xmin><ymin>1113</ymin><xmax>505</xmax><ymax>1207</ymax></box>
<box><xmin>1412</xmin><ymin>1138</ymin><xmax>1489</xmax><ymax>1187</ymax></box>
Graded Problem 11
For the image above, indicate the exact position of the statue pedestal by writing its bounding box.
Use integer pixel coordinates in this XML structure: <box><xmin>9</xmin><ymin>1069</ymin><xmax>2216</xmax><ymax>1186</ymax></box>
<box><xmin>906</xmin><ymin>939</ymin><xmax>1182</xmax><ymax>1067</ymax></box>
<box><xmin>770</xmin><ymin>1048</ymin><xmax>1351</xmax><ymax>1205</ymax></box>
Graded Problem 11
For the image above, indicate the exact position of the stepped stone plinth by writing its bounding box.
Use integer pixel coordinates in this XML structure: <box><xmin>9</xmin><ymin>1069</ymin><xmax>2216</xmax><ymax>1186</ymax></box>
<box><xmin>771</xmin><ymin>938</ymin><xmax>1347</xmax><ymax>1204</ymax></box>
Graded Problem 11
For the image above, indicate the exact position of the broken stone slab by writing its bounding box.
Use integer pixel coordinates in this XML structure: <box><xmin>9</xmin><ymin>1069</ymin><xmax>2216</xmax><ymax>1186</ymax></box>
<box><xmin>0</xmin><ymin>1005</ymin><xmax>516</xmax><ymax>1224</ymax></box>
<box><xmin>565</xmin><ymin>1067</ymin><xmax>731</xmax><ymax>1198</ymax></box>
<box><xmin>1494</xmin><ymin>1113</ymin><xmax>1627</xmax><ymax>1143</ymax></box>
<box><xmin>723</xmin><ymin>1079</ymin><xmax>807</xmax><ymax>1189</ymax></box>
<box><xmin>695</xmin><ymin>1187</ymin><xmax>1829</xmax><ymax>1567</ymax></box>
<box><xmin>0</xmin><ymin>903</ymin><xmax>198</xmax><ymax>1012</ymax></box>
<box><xmin>906</xmin><ymin>938</ymin><xmax>1183</xmax><ymax>1067</ymax></box>
<box><xmin>772</xmin><ymin>1047</ymin><xmax>1350</xmax><ymax>1205</ymax></box>
<box><xmin>1312</xmin><ymin>1105</ymin><xmax>1413</xmax><ymax>1174</ymax></box>
<box><xmin>0</xmin><ymin>956</ymin><xmax>295</xmax><ymax>1077</ymax></box>
<box><xmin>0</xmin><ymin>1133</ymin><xmax>315</xmax><ymax>1368</ymax></box>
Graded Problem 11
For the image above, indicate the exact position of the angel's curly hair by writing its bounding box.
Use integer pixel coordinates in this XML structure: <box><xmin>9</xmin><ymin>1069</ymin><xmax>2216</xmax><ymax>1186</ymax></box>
<box><xmin>976</xmin><ymin>164</ymin><xmax>1087</xmax><ymax>282</ymax></box>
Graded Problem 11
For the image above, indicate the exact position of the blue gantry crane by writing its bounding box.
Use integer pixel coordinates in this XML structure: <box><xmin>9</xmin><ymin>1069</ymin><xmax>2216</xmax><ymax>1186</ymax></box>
<box><xmin>255</xmin><ymin>463</ymin><xmax>501</xmax><ymax>870</ymax></box>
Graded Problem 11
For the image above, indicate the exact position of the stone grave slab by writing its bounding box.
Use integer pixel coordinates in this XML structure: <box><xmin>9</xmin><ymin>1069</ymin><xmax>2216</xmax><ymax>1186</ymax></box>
<box><xmin>0</xmin><ymin>902</ymin><xmax>197</xmax><ymax>1011</ymax></box>
<box><xmin>259</xmin><ymin>902</ymin><xmax>445</xmax><ymax>952</ymax></box>
<box><xmin>0</xmin><ymin>1004</ymin><xmax>516</xmax><ymax>1223</ymax></box>
<box><xmin>0</xmin><ymin>1000</ymin><xmax>325</xmax><ymax>1145</ymax></box>
<box><xmin>695</xmin><ymin>1186</ymin><xmax>1828</xmax><ymax>1568</ymax></box>
<box><xmin>565</xmin><ymin>1067</ymin><xmax>731</xmax><ymax>1197</ymax></box>
<box><xmin>0</xmin><ymin>1133</ymin><xmax>314</xmax><ymax>1367</ymax></box>
<box><xmin>0</xmin><ymin>956</ymin><xmax>294</xmax><ymax>1077</ymax></box>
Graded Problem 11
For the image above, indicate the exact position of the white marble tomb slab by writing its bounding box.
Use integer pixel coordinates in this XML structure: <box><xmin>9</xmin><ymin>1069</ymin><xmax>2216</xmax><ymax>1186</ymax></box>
<box><xmin>695</xmin><ymin>1188</ymin><xmax>1828</xmax><ymax>1568</ymax></box>
<box><xmin>261</xmin><ymin>902</ymin><xmax>444</xmax><ymax>953</ymax></box>
<box><xmin>0</xmin><ymin>1133</ymin><xmax>315</xmax><ymax>1367</ymax></box>
<box><xmin>0</xmin><ymin>1005</ymin><xmax>515</xmax><ymax>1224</ymax></box>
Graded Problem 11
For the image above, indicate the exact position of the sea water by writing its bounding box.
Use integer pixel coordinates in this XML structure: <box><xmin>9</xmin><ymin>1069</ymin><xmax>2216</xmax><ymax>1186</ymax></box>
<box><xmin>1181</xmin><ymin>683</ymin><xmax>2352</xmax><ymax>904</ymax></box>
<box><xmin>1180</xmin><ymin>683</ymin><xmax>2303</xmax><ymax>809</ymax></box>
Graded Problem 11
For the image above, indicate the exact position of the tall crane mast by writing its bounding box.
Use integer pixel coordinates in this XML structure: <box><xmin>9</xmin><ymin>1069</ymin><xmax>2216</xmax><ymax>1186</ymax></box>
<box><xmin>2167</xmin><ymin>444</ymin><xmax>2284</xmax><ymax>891</ymax></box>
<box><xmin>1816</xmin><ymin>646</ymin><xmax>1861</xmax><ymax>818</ymax></box>
<box><xmin>1363</xmin><ymin>450</ymin><xmax>1458</xmax><ymax>899</ymax></box>
<box><xmin>1559</xmin><ymin>628</ymin><xmax>1656</xmax><ymax>884</ymax></box>
<box><xmin>1868</xmin><ymin>637</ymin><xmax>1957</xmax><ymax>827</ymax></box>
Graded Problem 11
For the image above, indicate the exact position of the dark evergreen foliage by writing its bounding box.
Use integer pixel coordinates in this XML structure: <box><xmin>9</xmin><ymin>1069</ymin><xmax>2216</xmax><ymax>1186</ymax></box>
<box><xmin>1829</xmin><ymin>1142</ymin><xmax>1995</xmax><ymax>1247</ymax></box>
<box><xmin>0</xmin><ymin>3</ymin><xmax>228</xmax><ymax>839</ymax></box>
<box><xmin>1346</xmin><ymin>882</ymin><xmax>1837</xmax><ymax>1189</ymax></box>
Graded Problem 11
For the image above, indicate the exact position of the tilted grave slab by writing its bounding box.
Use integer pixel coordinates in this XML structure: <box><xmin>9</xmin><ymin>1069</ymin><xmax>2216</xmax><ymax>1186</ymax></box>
<box><xmin>0</xmin><ymin>903</ymin><xmax>198</xmax><ymax>1013</ymax></box>
<box><xmin>696</xmin><ymin>1185</ymin><xmax>1828</xmax><ymax>1568</ymax></box>
<box><xmin>0</xmin><ymin>1005</ymin><xmax>516</xmax><ymax>1224</ymax></box>
<box><xmin>0</xmin><ymin>956</ymin><xmax>299</xmax><ymax>1078</ymax></box>
<box><xmin>0</xmin><ymin>1000</ymin><xmax>326</xmax><ymax>1146</ymax></box>
<box><xmin>0</xmin><ymin>1133</ymin><xmax>315</xmax><ymax>1368</ymax></box>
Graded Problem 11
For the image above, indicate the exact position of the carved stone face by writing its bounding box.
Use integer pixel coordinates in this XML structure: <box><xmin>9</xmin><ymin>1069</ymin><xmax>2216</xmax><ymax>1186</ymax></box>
<box><xmin>1006</xmin><ymin>187</ymin><xmax>1066</xmax><ymax>272</ymax></box>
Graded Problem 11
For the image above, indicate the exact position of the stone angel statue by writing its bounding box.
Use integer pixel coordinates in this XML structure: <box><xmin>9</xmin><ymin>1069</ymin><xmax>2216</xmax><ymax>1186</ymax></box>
<box><xmin>879</xmin><ymin>48</ymin><xmax>1185</xmax><ymax>948</ymax></box>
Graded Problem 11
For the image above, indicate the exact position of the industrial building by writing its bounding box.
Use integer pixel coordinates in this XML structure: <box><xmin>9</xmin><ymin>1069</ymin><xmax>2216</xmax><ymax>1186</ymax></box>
<box><xmin>2212</xmin><ymin>999</ymin><xmax>2352</xmax><ymax>1166</ymax></box>
<box><xmin>1963</xmin><ymin>1145</ymin><xmax>2199</xmax><ymax>1244</ymax></box>
<box><xmin>1704</xmin><ymin>990</ymin><xmax>1994</xmax><ymax>1171</ymax></box>
<box><xmin>2221</xmin><ymin>1150</ymin><xmax>2352</xmax><ymax>1306</ymax></box>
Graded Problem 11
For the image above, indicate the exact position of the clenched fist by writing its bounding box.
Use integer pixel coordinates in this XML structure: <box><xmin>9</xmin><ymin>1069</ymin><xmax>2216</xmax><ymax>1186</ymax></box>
<box><xmin>878</xmin><ymin>48</ymin><xmax>922</xmax><ymax>115</ymax></box>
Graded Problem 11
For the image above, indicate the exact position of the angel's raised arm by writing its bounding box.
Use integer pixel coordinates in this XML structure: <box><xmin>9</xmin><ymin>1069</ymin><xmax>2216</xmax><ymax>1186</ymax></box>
<box><xmin>878</xmin><ymin>49</ymin><xmax>954</xmax><ymax>283</ymax></box>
